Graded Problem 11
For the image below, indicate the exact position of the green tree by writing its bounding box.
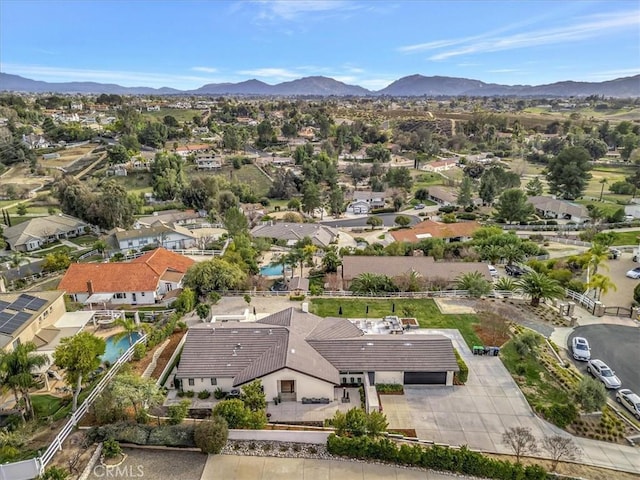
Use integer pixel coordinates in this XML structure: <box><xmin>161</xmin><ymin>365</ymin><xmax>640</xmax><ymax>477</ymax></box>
<box><xmin>394</xmin><ymin>215</ymin><xmax>411</xmax><ymax>228</ymax></box>
<box><xmin>457</xmin><ymin>176</ymin><xmax>474</xmax><ymax>208</ymax></box>
<box><xmin>16</xmin><ymin>203</ymin><xmax>27</xmax><ymax>216</ymax></box>
<box><xmin>167</xmin><ymin>399</ymin><xmax>191</xmax><ymax>425</ymax></box>
<box><xmin>454</xmin><ymin>272</ymin><xmax>492</xmax><ymax>297</ymax></box>
<box><xmin>302</xmin><ymin>181</ymin><xmax>322</xmax><ymax>216</ymax></box>
<box><xmin>576</xmin><ymin>377</ymin><xmax>607</xmax><ymax>412</ymax></box>
<box><xmin>493</xmin><ymin>189</ymin><xmax>534</xmax><ymax>224</ymax></box>
<box><xmin>110</xmin><ymin>317</ymin><xmax>146</xmax><ymax>345</ymax></box>
<box><xmin>287</xmin><ymin>198</ymin><xmax>301</xmax><ymax>211</ymax></box>
<box><xmin>223</xmin><ymin>207</ymin><xmax>248</xmax><ymax>238</ymax></box>
<box><xmin>53</xmin><ymin>332</ymin><xmax>106</xmax><ymax>411</ymax></box>
<box><xmin>516</xmin><ymin>272</ymin><xmax>565</xmax><ymax>307</ymax></box>
<box><xmin>42</xmin><ymin>251</ymin><xmax>71</xmax><ymax>273</ymax></box>
<box><xmin>385</xmin><ymin>167</ymin><xmax>413</xmax><ymax>190</ymax></box>
<box><xmin>366</xmin><ymin>215</ymin><xmax>383</xmax><ymax>230</ymax></box>
<box><xmin>321</xmin><ymin>246</ymin><xmax>341</xmax><ymax>273</ymax></box>
<box><xmin>481</xmin><ymin>244</ymin><xmax>503</xmax><ymax>265</ymax></box>
<box><xmin>196</xmin><ymin>303</ymin><xmax>211</xmax><ymax>321</ymax></box>
<box><xmin>93</xmin><ymin>239</ymin><xmax>108</xmax><ymax>257</ymax></box>
<box><xmin>479</xmin><ymin>172</ymin><xmax>498</xmax><ymax>205</ymax></box>
<box><xmin>366</xmin><ymin>144</ymin><xmax>391</xmax><ymax>162</ymax></box>
<box><xmin>107</xmin><ymin>144</ymin><xmax>129</xmax><ymax>164</ymax></box>
<box><xmin>111</xmin><ymin>372</ymin><xmax>164</xmax><ymax>421</ymax></box>
<box><xmin>138</xmin><ymin>121</ymin><xmax>168</xmax><ymax>148</ymax></box>
<box><xmin>173</xmin><ymin>287</ymin><xmax>197</xmax><ymax>314</ymax></box>
<box><xmin>350</xmin><ymin>273</ymin><xmax>396</xmax><ymax>294</ymax></box>
<box><xmin>587</xmin><ymin>273</ymin><xmax>616</xmax><ymax>301</ymax></box>
<box><xmin>546</xmin><ymin>146</ymin><xmax>592</xmax><ymax>200</ymax></box>
<box><xmin>525</xmin><ymin>177</ymin><xmax>544</xmax><ymax>196</ymax></box>
<box><xmin>194</xmin><ymin>416</ymin><xmax>228</xmax><ymax>454</ymax></box>
<box><xmin>241</xmin><ymin>380</ymin><xmax>266</xmax><ymax>412</ymax></box>
<box><xmin>501</xmin><ymin>243</ymin><xmax>525</xmax><ymax>266</ymax></box>
<box><xmin>183</xmin><ymin>258</ymin><xmax>246</xmax><ymax>296</ymax></box>
<box><xmin>0</xmin><ymin>342</ymin><xmax>49</xmax><ymax>420</ymax></box>
<box><xmin>328</xmin><ymin>186</ymin><xmax>345</xmax><ymax>217</ymax></box>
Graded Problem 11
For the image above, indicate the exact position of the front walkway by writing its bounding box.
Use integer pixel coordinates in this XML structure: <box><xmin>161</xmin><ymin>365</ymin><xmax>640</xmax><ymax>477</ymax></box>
<box><xmin>267</xmin><ymin>387</ymin><xmax>360</xmax><ymax>423</ymax></box>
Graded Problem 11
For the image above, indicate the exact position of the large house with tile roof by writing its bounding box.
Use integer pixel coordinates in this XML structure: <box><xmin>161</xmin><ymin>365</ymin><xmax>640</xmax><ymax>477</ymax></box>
<box><xmin>3</xmin><ymin>214</ymin><xmax>88</xmax><ymax>252</ymax></box>
<box><xmin>57</xmin><ymin>248</ymin><xmax>194</xmax><ymax>305</ymax></box>
<box><xmin>250</xmin><ymin>222</ymin><xmax>338</xmax><ymax>248</ymax></box>
<box><xmin>390</xmin><ymin>220</ymin><xmax>481</xmax><ymax>244</ymax></box>
<box><xmin>175</xmin><ymin>307</ymin><xmax>459</xmax><ymax>401</ymax></box>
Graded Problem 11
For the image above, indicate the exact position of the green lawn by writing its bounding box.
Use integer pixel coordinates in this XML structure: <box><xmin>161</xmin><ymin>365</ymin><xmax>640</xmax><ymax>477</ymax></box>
<box><xmin>574</xmin><ymin>199</ymin><xmax>626</xmax><ymax>217</ymax></box>
<box><xmin>309</xmin><ymin>298</ymin><xmax>481</xmax><ymax>348</ymax></box>
<box><xmin>32</xmin><ymin>394</ymin><xmax>71</xmax><ymax>421</ymax></box>
<box><xmin>67</xmin><ymin>234</ymin><xmax>99</xmax><ymax>247</ymax></box>
<box><xmin>215</xmin><ymin>164</ymin><xmax>273</xmax><ymax>197</ymax></box>
<box><xmin>143</xmin><ymin>108</ymin><xmax>203</xmax><ymax>123</ymax></box>
<box><xmin>113</xmin><ymin>172</ymin><xmax>153</xmax><ymax>196</ymax></box>
<box><xmin>609</xmin><ymin>230</ymin><xmax>640</xmax><ymax>246</ymax></box>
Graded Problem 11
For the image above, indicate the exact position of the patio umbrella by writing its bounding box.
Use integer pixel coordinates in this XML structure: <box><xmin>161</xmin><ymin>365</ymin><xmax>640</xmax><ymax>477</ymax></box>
<box><xmin>366</xmin><ymin>305</ymin><xmax>369</xmax><ymax>314</ymax></box>
<box><xmin>392</xmin><ymin>303</ymin><xmax>395</xmax><ymax>313</ymax></box>
<box><xmin>338</xmin><ymin>306</ymin><xmax>343</xmax><ymax>315</ymax></box>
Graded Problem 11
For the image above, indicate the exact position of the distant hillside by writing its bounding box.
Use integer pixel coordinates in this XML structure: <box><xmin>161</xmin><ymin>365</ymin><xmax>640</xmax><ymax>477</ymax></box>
<box><xmin>0</xmin><ymin>73</ymin><xmax>180</xmax><ymax>95</ymax></box>
<box><xmin>1</xmin><ymin>71</ymin><xmax>638</xmax><ymax>97</ymax></box>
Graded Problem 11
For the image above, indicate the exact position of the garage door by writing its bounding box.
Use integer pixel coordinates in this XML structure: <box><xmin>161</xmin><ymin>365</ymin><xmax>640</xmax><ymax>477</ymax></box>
<box><xmin>403</xmin><ymin>372</ymin><xmax>446</xmax><ymax>384</ymax></box>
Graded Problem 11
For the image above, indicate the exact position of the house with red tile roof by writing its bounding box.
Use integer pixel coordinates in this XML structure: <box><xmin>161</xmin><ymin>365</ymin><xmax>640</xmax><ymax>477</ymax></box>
<box><xmin>390</xmin><ymin>220</ymin><xmax>481</xmax><ymax>244</ymax></box>
<box><xmin>57</xmin><ymin>248</ymin><xmax>194</xmax><ymax>306</ymax></box>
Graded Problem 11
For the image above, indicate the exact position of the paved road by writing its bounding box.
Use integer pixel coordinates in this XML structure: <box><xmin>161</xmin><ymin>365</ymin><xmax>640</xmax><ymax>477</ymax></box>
<box><xmin>202</xmin><ymin>454</ymin><xmax>459</xmax><ymax>480</ymax></box>
<box><xmin>320</xmin><ymin>213</ymin><xmax>421</xmax><ymax>228</ymax></box>
<box><xmin>568</xmin><ymin>325</ymin><xmax>640</xmax><ymax>398</ymax></box>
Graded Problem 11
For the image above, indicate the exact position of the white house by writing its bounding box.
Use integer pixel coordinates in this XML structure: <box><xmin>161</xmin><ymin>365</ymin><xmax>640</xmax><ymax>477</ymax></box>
<box><xmin>175</xmin><ymin>308</ymin><xmax>459</xmax><ymax>401</ymax></box>
<box><xmin>3</xmin><ymin>214</ymin><xmax>88</xmax><ymax>252</ymax></box>
<box><xmin>58</xmin><ymin>248</ymin><xmax>194</xmax><ymax>306</ymax></box>
<box><xmin>195</xmin><ymin>155</ymin><xmax>222</xmax><ymax>170</ymax></box>
<box><xmin>108</xmin><ymin>222</ymin><xmax>197</xmax><ymax>251</ymax></box>
<box><xmin>346</xmin><ymin>190</ymin><xmax>386</xmax><ymax>213</ymax></box>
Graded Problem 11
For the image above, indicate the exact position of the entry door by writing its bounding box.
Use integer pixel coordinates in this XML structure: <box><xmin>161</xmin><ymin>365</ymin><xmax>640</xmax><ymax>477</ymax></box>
<box><xmin>281</xmin><ymin>380</ymin><xmax>295</xmax><ymax>393</ymax></box>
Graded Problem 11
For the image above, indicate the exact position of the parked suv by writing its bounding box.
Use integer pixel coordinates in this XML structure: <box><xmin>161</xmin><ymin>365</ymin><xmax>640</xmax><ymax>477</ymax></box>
<box><xmin>587</xmin><ymin>359</ymin><xmax>621</xmax><ymax>389</ymax></box>
<box><xmin>505</xmin><ymin>265</ymin><xmax>526</xmax><ymax>277</ymax></box>
<box><xmin>616</xmin><ymin>389</ymin><xmax>640</xmax><ymax>419</ymax></box>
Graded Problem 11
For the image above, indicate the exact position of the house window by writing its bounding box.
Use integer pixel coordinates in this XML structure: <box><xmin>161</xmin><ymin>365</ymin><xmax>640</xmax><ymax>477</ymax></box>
<box><xmin>188</xmin><ymin>379</ymin><xmax>194</xmax><ymax>386</ymax></box>
<box><xmin>114</xmin><ymin>293</ymin><xmax>126</xmax><ymax>299</ymax></box>
<box><xmin>128</xmin><ymin>241</ymin><xmax>133</xmax><ymax>247</ymax></box>
<box><xmin>141</xmin><ymin>292</ymin><xmax>145</xmax><ymax>297</ymax></box>
<box><xmin>210</xmin><ymin>378</ymin><xmax>217</xmax><ymax>386</ymax></box>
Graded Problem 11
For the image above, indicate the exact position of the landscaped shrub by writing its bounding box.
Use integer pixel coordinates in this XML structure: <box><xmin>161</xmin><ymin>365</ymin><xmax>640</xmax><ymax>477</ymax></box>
<box><xmin>542</xmin><ymin>402</ymin><xmax>577</xmax><ymax>428</ymax></box>
<box><xmin>194</xmin><ymin>416</ymin><xmax>228</xmax><ymax>454</ymax></box>
<box><xmin>167</xmin><ymin>399</ymin><xmax>191</xmax><ymax>425</ymax></box>
<box><xmin>133</xmin><ymin>342</ymin><xmax>147</xmax><ymax>361</ymax></box>
<box><xmin>326</xmin><ymin>435</ymin><xmax>547</xmax><ymax>480</ymax></box>
<box><xmin>102</xmin><ymin>439</ymin><xmax>122</xmax><ymax>459</ymax></box>
<box><xmin>198</xmin><ymin>390</ymin><xmax>211</xmax><ymax>399</ymax></box>
<box><xmin>213</xmin><ymin>387</ymin><xmax>225</xmax><ymax>399</ymax></box>
<box><xmin>453</xmin><ymin>349</ymin><xmax>469</xmax><ymax>384</ymax></box>
<box><xmin>375</xmin><ymin>384</ymin><xmax>404</xmax><ymax>394</ymax></box>
<box><xmin>576</xmin><ymin>377</ymin><xmax>607</xmax><ymax>413</ymax></box>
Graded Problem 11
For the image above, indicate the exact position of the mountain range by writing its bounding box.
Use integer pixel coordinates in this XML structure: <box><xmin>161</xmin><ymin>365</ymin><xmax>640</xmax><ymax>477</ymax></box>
<box><xmin>1</xmin><ymin>72</ymin><xmax>638</xmax><ymax>97</ymax></box>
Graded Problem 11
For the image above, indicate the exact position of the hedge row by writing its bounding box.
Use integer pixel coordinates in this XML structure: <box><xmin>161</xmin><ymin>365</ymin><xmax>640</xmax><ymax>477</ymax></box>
<box><xmin>453</xmin><ymin>350</ymin><xmax>469</xmax><ymax>384</ymax></box>
<box><xmin>327</xmin><ymin>434</ymin><xmax>549</xmax><ymax>480</ymax></box>
<box><xmin>88</xmin><ymin>422</ymin><xmax>195</xmax><ymax>448</ymax></box>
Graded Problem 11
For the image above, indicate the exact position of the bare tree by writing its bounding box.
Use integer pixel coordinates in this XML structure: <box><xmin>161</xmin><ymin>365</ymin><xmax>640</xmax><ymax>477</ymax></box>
<box><xmin>542</xmin><ymin>435</ymin><xmax>581</xmax><ymax>472</ymax></box>
<box><xmin>502</xmin><ymin>427</ymin><xmax>538</xmax><ymax>464</ymax></box>
<box><xmin>477</xmin><ymin>311</ymin><xmax>510</xmax><ymax>345</ymax></box>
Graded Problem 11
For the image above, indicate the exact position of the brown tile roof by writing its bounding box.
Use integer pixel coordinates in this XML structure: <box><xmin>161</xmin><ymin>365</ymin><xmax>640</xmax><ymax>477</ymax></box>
<box><xmin>341</xmin><ymin>256</ymin><xmax>492</xmax><ymax>282</ymax></box>
<box><xmin>58</xmin><ymin>263</ymin><xmax>160</xmax><ymax>294</ymax></box>
<box><xmin>132</xmin><ymin>247</ymin><xmax>195</xmax><ymax>275</ymax></box>
<box><xmin>58</xmin><ymin>248</ymin><xmax>193</xmax><ymax>294</ymax></box>
<box><xmin>390</xmin><ymin>220</ymin><xmax>481</xmax><ymax>243</ymax></box>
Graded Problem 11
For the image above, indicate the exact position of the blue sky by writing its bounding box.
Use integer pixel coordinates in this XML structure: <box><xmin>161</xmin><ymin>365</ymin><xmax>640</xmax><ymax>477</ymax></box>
<box><xmin>1</xmin><ymin>0</ymin><xmax>638</xmax><ymax>90</ymax></box>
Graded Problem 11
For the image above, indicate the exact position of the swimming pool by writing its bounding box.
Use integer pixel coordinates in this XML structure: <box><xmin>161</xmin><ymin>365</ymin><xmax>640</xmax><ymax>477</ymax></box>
<box><xmin>259</xmin><ymin>264</ymin><xmax>285</xmax><ymax>276</ymax></box>
<box><xmin>102</xmin><ymin>332</ymin><xmax>141</xmax><ymax>364</ymax></box>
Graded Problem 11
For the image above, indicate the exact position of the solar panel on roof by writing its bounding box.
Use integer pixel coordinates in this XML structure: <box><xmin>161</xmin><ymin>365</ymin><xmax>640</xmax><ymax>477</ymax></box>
<box><xmin>25</xmin><ymin>297</ymin><xmax>47</xmax><ymax>311</ymax></box>
<box><xmin>0</xmin><ymin>324</ymin><xmax>12</xmax><ymax>335</ymax></box>
<box><xmin>0</xmin><ymin>300</ymin><xmax>10</xmax><ymax>311</ymax></box>
<box><xmin>9</xmin><ymin>296</ymin><xmax>31</xmax><ymax>311</ymax></box>
<box><xmin>0</xmin><ymin>311</ymin><xmax>13</xmax><ymax>323</ymax></box>
<box><xmin>0</xmin><ymin>311</ymin><xmax>32</xmax><ymax>335</ymax></box>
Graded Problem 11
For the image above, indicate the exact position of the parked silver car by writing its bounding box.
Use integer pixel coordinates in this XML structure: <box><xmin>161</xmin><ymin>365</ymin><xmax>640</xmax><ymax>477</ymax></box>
<box><xmin>587</xmin><ymin>359</ymin><xmax>621</xmax><ymax>389</ymax></box>
<box><xmin>616</xmin><ymin>389</ymin><xmax>640</xmax><ymax>419</ymax></box>
<box><xmin>571</xmin><ymin>336</ymin><xmax>590</xmax><ymax>361</ymax></box>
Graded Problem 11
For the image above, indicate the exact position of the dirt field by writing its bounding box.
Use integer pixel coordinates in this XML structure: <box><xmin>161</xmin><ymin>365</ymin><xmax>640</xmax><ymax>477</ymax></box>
<box><xmin>40</xmin><ymin>144</ymin><xmax>98</xmax><ymax>168</ymax></box>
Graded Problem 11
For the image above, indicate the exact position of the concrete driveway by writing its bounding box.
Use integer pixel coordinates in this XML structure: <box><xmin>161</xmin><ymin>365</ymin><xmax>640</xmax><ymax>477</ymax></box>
<box><xmin>599</xmin><ymin>251</ymin><xmax>639</xmax><ymax>307</ymax></box>
<box><xmin>382</xmin><ymin>329</ymin><xmax>640</xmax><ymax>474</ymax></box>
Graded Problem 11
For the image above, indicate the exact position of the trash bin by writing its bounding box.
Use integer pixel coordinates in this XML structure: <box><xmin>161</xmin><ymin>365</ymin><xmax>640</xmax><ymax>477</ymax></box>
<box><xmin>473</xmin><ymin>346</ymin><xmax>484</xmax><ymax>355</ymax></box>
<box><xmin>490</xmin><ymin>347</ymin><xmax>500</xmax><ymax>356</ymax></box>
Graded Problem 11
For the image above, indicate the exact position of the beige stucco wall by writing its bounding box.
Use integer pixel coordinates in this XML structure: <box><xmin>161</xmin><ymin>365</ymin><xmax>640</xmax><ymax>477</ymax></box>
<box><xmin>374</xmin><ymin>371</ymin><xmax>403</xmax><ymax>384</ymax></box>
<box><xmin>183</xmin><ymin>377</ymin><xmax>233</xmax><ymax>392</ymax></box>
<box><xmin>6</xmin><ymin>293</ymin><xmax>66</xmax><ymax>353</ymax></box>
<box><xmin>259</xmin><ymin>368</ymin><xmax>335</xmax><ymax>401</ymax></box>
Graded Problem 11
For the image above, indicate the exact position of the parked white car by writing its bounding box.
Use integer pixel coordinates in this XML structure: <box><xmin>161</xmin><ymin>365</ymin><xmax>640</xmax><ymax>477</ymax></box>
<box><xmin>616</xmin><ymin>389</ymin><xmax>640</xmax><ymax>419</ymax></box>
<box><xmin>488</xmin><ymin>265</ymin><xmax>498</xmax><ymax>278</ymax></box>
<box><xmin>626</xmin><ymin>267</ymin><xmax>640</xmax><ymax>279</ymax></box>
<box><xmin>571</xmin><ymin>336</ymin><xmax>591</xmax><ymax>361</ymax></box>
<box><xmin>587</xmin><ymin>359</ymin><xmax>622</xmax><ymax>389</ymax></box>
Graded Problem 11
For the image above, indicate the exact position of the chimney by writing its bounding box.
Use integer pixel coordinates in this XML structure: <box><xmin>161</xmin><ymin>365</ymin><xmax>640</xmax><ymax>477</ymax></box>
<box><xmin>87</xmin><ymin>281</ymin><xmax>94</xmax><ymax>295</ymax></box>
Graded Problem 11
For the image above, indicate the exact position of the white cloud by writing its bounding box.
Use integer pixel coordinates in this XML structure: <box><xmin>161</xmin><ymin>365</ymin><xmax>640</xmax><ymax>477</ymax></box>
<box><xmin>253</xmin><ymin>0</ymin><xmax>352</xmax><ymax>21</ymax></box>
<box><xmin>1</xmin><ymin>64</ymin><xmax>222</xmax><ymax>89</ymax></box>
<box><xmin>427</xmin><ymin>9</ymin><xmax>639</xmax><ymax>61</ymax></box>
<box><xmin>237</xmin><ymin>67</ymin><xmax>301</xmax><ymax>81</ymax></box>
<box><xmin>585</xmin><ymin>68</ymin><xmax>640</xmax><ymax>80</ymax></box>
<box><xmin>191</xmin><ymin>66</ymin><xmax>218</xmax><ymax>73</ymax></box>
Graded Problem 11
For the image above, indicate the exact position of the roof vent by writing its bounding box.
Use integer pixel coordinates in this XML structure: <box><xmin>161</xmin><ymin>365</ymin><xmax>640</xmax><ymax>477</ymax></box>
<box><xmin>269</xmin><ymin>329</ymin><xmax>272</xmax><ymax>335</ymax></box>
<box><xmin>366</xmin><ymin>342</ymin><xmax>374</xmax><ymax>346</ymax></box>
<box><xmin>232</xmin><ymin>349</ymin><xmax>237</xmax><ymax>356</ymax></box>
<box><xmin>360</xmin><ymin>346</ymin><xmax>365</xmax><ymax>351</ymax></box>
<box><xmin>232</xmin><ymin>330</ymin><xmax>238</xmax><ymax>334</ymax></box>
<box><xmin>236</xmin><ymin>343</ymin><xmax>242</xmax><ymax>349</ymax></box>
<box><xmin>226</xmin><ymin>363</ymin><xmax>231</xmax><ymax>367</ymax></box>
<box><xmin>290</xmin><ymin>348</ymin><xmax>296</xmax><ymax>354</ymax></box>
<box><xmin>404</xmin><ymin>342</ymin><xmax>412</xmax><ymax>346</ymax></box>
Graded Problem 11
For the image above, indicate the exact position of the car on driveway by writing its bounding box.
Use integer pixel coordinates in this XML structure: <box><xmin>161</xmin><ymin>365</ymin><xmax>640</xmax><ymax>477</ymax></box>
<box><xmin>587</xmin><ymin>359</ymin><xmax>622</xmax><ymax>389</ymax></box>
<box><xmin>505</xmin><ymin>265</ymin><xmax>526</xmax><ymax>277</ymax></box>
<box><xmin>626</xmin><ymin>267</ymin><xmax>640</xmax><ymax>279</ymax></box>
<box><xmin>571</xmin><ymin>336</ymin><xmax>591</xmax><ymax>361</ymax></box>
<box><xmin>488</xmin><ymin>265</ymin><xmax>498</xmax><ymax>278</ymax></box>
<box><xmin>616</xmin><ymin>389</ymin><xmax>640</xmax><ymax>419</ymax></box>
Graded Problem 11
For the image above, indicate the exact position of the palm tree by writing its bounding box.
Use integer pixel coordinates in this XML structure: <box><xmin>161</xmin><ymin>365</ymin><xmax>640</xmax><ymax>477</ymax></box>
<box><xmin>350</xmin><ymin>273</ymin><xmax>395</xmax><ymax>294</ymax></box>
<box><xmin>501</xmin><ymin>243</ymin><xmax>525</xmax><ymax>267</ymax></box>
<box><xmin>111</xmin><ymin>317</ymin><xmax>148</xmax><ymax>345</ymax></box>
<box><xmin>516</xmin><ymin>272</ymin><xmax>565</xmax><ymax>306</ymax></box>
<box><xmin>0</xmin><ymin>342</ymin><xmax>49</xmax><ymax>420</ymax></box>
<box><xmin>454</xmin><ymin>272</ymin><xmax>492</xmax><ymax>297</ymax></box>
<box><xmin>481</xmin><ymin>245</ymin><xmax>503</xmax><ymax>265</ymax></box>
<box><xmin>586</xmin><ymin>243</ymin><xmax>609</xmax><ymax>276</ymax></box>
<box><xmin>587</xmin><ymin>274</ymin><xmax>617</xmax><ymax>301</ymax></box>
<box><xmin>598</xmin><ymin>178</ymin><xmax>608</xmax><ymax>202</ymax></box>
<box><xmin>495</xmin><ymin>276</ymin><xmax>517</xmax><ymax>291</ymax></box>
